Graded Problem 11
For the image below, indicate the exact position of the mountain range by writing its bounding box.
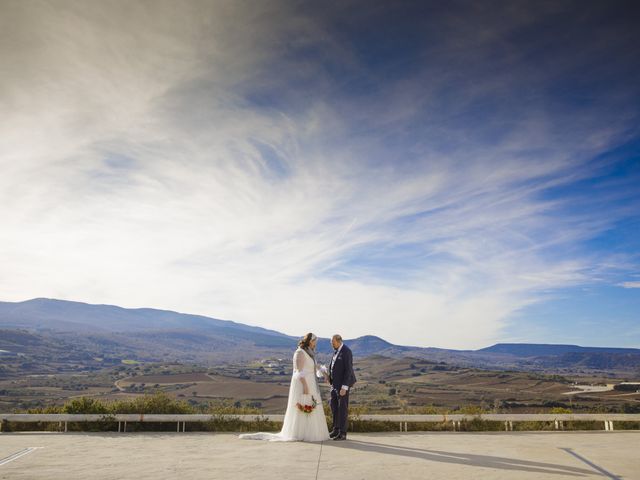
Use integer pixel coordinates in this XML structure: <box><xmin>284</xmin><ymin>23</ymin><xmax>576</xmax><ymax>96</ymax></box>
<box><xmin>1</xmin><ymin>298</ymin><xmax>639</xmax><ymax>374</ymax></box>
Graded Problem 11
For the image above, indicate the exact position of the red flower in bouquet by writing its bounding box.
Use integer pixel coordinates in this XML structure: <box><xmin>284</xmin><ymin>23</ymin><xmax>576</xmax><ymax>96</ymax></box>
<box><xmin>296</xmin><ymin>395</ymin><xmax>318</xmax><ymax>414</ymax></box>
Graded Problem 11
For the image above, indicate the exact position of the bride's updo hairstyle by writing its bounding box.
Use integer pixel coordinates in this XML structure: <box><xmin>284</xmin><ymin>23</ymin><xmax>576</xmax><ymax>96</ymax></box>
<box><xmin>298</xmin><ymin>332</ymin><xmax>316</xmax><ymax>349</ymax></box>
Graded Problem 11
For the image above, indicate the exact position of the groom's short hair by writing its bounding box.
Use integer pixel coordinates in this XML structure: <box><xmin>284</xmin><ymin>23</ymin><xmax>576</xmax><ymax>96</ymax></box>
<box><xmin>332</xmin><ymin>334</ymin><xmax>343</xmax><ymax>343</ymax></box>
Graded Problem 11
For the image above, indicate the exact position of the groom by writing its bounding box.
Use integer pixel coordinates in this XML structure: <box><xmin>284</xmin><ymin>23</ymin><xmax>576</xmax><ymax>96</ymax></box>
<box><xmin>328</xmin><ymin>334</ymin><xmax>356</xmax><ymax>441</ymax></box>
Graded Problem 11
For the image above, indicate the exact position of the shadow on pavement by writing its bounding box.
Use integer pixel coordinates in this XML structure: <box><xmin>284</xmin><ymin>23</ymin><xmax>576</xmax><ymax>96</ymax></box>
<box><xmin>327</xmin><ymin>440</ymin><xmax>597</xmax><ymax>477</ymax></box>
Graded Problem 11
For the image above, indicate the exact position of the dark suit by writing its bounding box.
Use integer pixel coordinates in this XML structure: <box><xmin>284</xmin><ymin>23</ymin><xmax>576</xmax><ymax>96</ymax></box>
<box><xmin>329</xmin><ymin>344</ymin><xmax>356</xmax><ymax>436</ymax></box>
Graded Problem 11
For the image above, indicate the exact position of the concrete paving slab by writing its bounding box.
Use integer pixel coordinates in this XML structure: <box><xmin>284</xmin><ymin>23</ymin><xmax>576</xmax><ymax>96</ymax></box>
<box><xmin>317</xmin><ymin>432</ymin><xmax>639</xmax><ymax>480</ymax></box>
<box><xmin>0</xmin><ymin>431</ymin><xmax>638</xmax><ymax>479</ymax></box>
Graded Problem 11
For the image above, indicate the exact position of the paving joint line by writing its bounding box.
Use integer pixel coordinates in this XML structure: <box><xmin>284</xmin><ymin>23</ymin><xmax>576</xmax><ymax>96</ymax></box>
<box><xmin>0</xmin><ymin>447</ymin><xmax>42</xmax><ymax>467</ymax></box>
<box><xmin>314</xmin><ymin>441</ymin><xmax>324</xmax><ymax>480</ymax></box>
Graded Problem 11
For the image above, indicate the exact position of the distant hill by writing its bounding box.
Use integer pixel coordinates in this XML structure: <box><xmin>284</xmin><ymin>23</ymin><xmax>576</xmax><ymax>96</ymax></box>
<box><xmin>349</xmin><ymin>335</ymin><xmax>396</xmax><ymax>353</ymax></box>
<box><xmin>0</xmin><ymin>298</ymin><xmax>295</xmax><ymax>348</ymax></box>
<box><xmin>1</xmin><ymin>298</ymin><xmax>639</xmax><ymax>374</ymax></box>
<box><xmin>0</xmin><ymin>299</ymin><xmax>421</xmax><ymax>359</ymax></box>
<box><xmin>0</xmin><ymin>297</ymin><xmax>286</xmax><ymax>335</ymax></box>
<box><xmin>478</xmin><ymin>343</ymin><xmax>640</xmax><ymax>357</ymax></box>
<box><xmin>539</xmin><ymin>352</ymin><xmax>640</xmax><ymax>370</ymax></box>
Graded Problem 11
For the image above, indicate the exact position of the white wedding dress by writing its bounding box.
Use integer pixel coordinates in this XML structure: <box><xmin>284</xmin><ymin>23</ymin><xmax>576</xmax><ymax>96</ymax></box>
<box><xmin>239</xmin><ymin>347</ymin><xmax>330</xmax><ymax>442</ymax></box>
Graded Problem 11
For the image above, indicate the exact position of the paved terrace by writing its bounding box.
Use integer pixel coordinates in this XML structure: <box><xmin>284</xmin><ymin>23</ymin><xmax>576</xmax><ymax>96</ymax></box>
<box><xmin>1</xmin><ymin>431</ymin><xmax>638</xmax><ymax>479</ymax></box>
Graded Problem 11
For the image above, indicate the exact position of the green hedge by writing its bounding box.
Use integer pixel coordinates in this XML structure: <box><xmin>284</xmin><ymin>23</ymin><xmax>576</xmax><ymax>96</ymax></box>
<box><xmin>2</xmin><ymin>393</ymin><xmax>638</xmax><ymax>433</ymax></box>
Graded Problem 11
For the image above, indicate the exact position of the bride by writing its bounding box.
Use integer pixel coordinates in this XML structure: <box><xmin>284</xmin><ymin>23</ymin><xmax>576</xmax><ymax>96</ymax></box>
<box><xmin>239</xmin><ymin>333</ymin><xmax>330</xmax><ymax>442</ymax></box>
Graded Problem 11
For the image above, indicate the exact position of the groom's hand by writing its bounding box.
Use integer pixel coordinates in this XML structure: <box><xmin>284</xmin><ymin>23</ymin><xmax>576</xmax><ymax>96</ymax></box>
<box><xmin>339</xmin><ymin>388</ymin><xmax>347</xmax><ymax>397</ymax></box>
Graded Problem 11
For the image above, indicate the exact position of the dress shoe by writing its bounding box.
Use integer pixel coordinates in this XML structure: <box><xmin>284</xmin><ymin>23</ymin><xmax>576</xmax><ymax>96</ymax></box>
<box><xmin>329</xmin><ymin>430</ymin><xmax>340</xmax><ymax>439</ymax></box>
<box><xmin>332</xmin><ymin>434</ymin><xmax>347</xmax><ymax>441</ymax></box>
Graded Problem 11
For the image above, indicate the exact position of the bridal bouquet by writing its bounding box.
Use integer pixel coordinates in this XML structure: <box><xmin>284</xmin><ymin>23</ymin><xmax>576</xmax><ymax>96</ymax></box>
<box><xmin>316</xmin><ymin>364</ymin><xmax>328</xmax><ymax>378</ymax></box>
<box><xmin>296</xmin><ymin>394</ymin><xmax>318</xmax><ymax>414</ymax></box>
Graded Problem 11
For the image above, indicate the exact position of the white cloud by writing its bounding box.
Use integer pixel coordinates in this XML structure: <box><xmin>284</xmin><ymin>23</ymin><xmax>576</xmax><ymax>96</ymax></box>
<box><xmin>0</xmin><ymin>1</ymin><xmax>637</xmax><ymax>348</ymax></box>
<box><xmin>619</xmin><ymin>282</ymin><xmax>640</xmax><ymax>289</ymax></box>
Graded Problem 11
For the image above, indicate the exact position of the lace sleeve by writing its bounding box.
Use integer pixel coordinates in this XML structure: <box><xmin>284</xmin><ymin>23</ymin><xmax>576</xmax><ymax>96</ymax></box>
<box><xmin>292</xmin><ymin>349</ymin><xmax>306</xmax><ymax>378</ymax></box>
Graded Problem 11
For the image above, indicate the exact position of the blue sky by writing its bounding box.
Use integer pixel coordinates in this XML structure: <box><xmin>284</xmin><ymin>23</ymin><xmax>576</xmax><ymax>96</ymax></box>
<box><xmin>0</xmin><ymin>0</ymin><xmax>638</xmax><ymax>348</ymax></box>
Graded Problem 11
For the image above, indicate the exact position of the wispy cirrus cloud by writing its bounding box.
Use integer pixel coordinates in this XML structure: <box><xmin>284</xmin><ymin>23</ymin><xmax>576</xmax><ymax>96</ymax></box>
<box><xmin>1</xmin><ymin>1</ymin><xmax>639</xmax><ymax>348</ymax></box>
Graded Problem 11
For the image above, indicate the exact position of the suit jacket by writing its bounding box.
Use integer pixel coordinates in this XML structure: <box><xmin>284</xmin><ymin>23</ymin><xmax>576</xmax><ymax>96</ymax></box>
<box><xmin>329</xmin><ymin>344</ymin><xmax>357</xmax><ymax>390</ymax></box>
